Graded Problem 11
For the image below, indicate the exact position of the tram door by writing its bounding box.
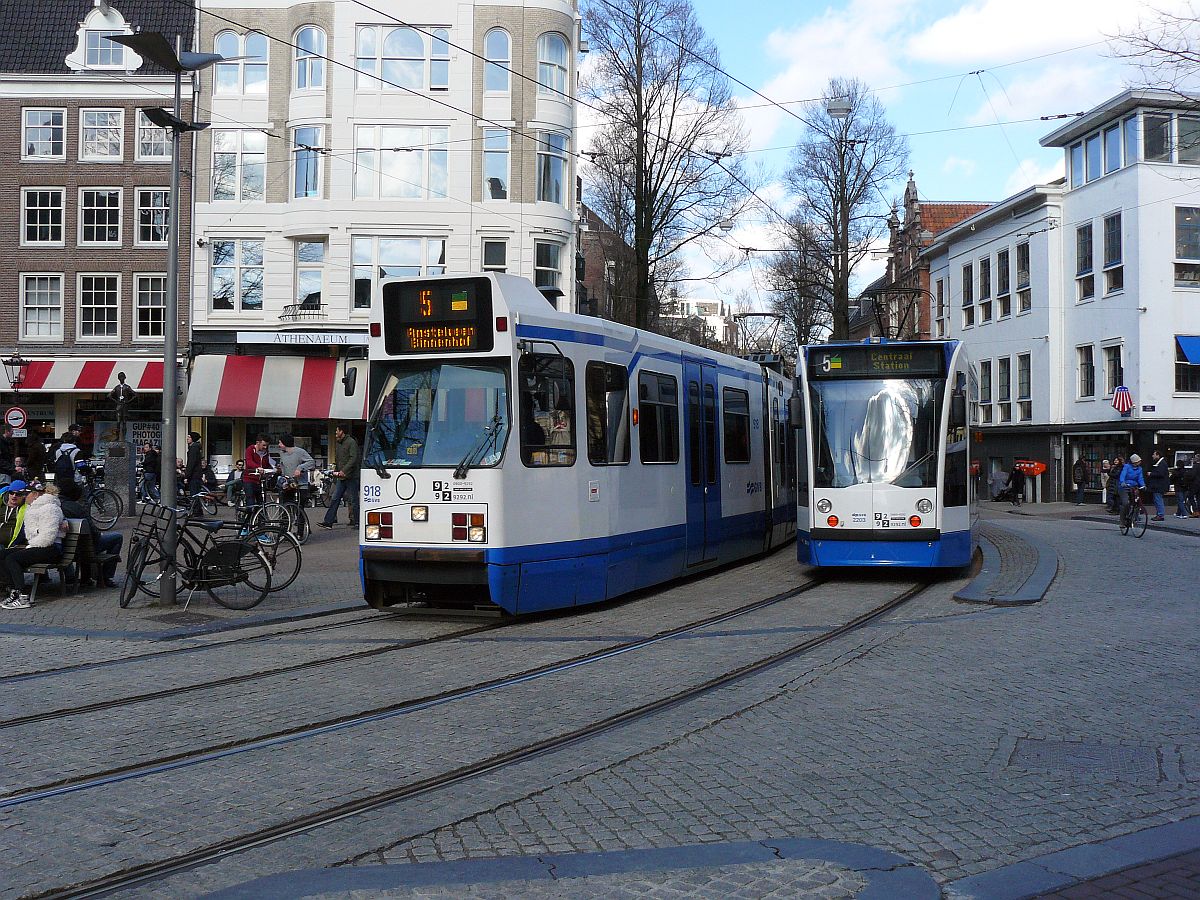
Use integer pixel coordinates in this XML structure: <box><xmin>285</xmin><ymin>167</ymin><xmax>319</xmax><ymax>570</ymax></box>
<box><xmin>684</xmin><ymin>359</ymin><xmax>721</xmax><ymax>565</ymax></box>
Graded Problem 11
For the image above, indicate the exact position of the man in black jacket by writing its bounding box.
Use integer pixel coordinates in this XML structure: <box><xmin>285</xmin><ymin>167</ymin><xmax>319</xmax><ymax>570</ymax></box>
<box><xmin>141</xmin><ymin>442</ymin><xmax>161</xmax><ymax>503</ymax></box>
<box><xmin>1146</xmin><ymin>449</ymin><xmax>1170</xmax><ymax>521</ymax></box>
<box><xmin>183</xmin><ymin>432</ymin><xmax>203</xmax><ymax>497</ymax></box>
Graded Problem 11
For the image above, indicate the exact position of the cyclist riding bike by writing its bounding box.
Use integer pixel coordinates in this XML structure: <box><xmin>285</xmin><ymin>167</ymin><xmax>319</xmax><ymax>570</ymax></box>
<box><xmin>1118</xmin><ymin>453</ymin><xmax>1145</xmax><ymax>525</ymax></box>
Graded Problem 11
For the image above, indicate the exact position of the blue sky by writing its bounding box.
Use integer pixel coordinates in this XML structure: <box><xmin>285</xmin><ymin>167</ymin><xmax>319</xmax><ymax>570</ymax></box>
<box><xmin>618</xmin><ymin>0</ymin><xmax>1191</xmax><ymax>307</ymax></box>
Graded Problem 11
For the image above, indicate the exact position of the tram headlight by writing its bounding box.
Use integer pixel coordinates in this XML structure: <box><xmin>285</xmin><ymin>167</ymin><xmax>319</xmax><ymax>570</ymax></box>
<box><xmin>365</xmin><ymin>524</ymin><xmax>381</xmax><ymax>540</ymax></box>
<box><xmin>916</xmin><ymin>499</ymin><xmax>933</xmax><ymax>514</ymax></box>
<box><xmin>816</xmin><ymin>499</ymin><xmax>832</xmax><ymax>513</ymax></box>
<box><xmin>468</xmin><ymin>526</ymin><xmax>486</xmax><ymax>542</ymax></box>
<box><xmin>411</xmin><ymin>505</ymin><xmax>428</xmax><ymax>522</ymax></box>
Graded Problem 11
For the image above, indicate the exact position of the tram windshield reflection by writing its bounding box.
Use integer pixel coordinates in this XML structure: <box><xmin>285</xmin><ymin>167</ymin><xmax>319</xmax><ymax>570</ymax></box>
<box><xmin>809</xmin><ymin>377</ymin><xmax>944</xmax><ymax>488</ymax></box>
<box><xmin>364</xmin><ymin>363</ymin><xmax>509</xmax><ymax>468</ymax></box>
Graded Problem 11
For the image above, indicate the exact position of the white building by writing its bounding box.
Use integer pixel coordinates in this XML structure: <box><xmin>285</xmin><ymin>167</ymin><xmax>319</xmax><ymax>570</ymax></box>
<box><xmin>659</xmin><ymin>297</ymin><xmax>737</xmax><ymax>349</ymax></box>
<box><xmin>184</xmin><ymin>0</ymin><xmax>581</xmax><ymax>466</ymax></box>
<box><xmin>924</xmin><ymin>88</ymin><xmax>1200</xmax><ymax>502</ymax></box>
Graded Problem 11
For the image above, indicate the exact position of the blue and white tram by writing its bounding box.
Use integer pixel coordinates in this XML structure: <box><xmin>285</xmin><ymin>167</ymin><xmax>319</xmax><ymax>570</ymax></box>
<box><xmin>356</xmin><ymin>273</ymin><xmax>797</xmax><ymax>615</ymax></box>
<box><xmin>795</xmin><ymin>339</ymin><xmax>977</xmax><ymax>568</ymax></box>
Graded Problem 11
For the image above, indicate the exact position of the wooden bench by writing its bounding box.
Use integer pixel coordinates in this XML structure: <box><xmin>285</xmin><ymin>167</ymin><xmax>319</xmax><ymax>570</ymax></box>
<box><xmin>27</xmin><ymin>518</ymin><xmax>86</xmax><ymax>604</ymax></box>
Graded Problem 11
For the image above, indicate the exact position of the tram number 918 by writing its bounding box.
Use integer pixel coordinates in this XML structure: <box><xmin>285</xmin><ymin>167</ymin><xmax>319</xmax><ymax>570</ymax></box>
<box><xmin>364</xmin><ymin>484</ymin><xmax>383</xmax><ymax>504</ymax></box>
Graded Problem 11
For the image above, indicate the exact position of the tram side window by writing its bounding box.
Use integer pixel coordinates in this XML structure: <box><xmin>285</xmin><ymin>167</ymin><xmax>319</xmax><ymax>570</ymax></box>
<box><xmin>943</xmin><ymin>372</ymin><xmax>969</xmax><ymax>507</ymax></box>
<box><xmin>723</xmin><ymin>387</ymin><xmax>751</xmax><ymax>464</ymax></box>
<box><xmin>638</xmin><ymin>371</ymin><xmax>679</xmax><ymax>464</ymax></box>
<box><xmin>586</xmin><ymin>361</ymin><xmax>631</xmax><ymax>465</ymax></box>
<box><xmin>519</xmin><ymin>353</ymin><xmax>576</xmax><ymax>467</ymax></box>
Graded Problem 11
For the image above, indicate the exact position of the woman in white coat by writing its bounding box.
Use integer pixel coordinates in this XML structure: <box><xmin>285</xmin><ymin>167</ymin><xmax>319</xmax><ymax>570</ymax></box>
<box><xmin>0</xmin><ymin>481</ymin><xmax>66</xmax><ymax>609</ymax></box>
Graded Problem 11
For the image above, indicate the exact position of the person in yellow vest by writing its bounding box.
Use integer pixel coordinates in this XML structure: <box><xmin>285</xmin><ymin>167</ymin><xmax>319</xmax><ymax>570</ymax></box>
<box><xmin>0</xmin><ymin>480</ymin><xmax>29</xmax><ymax>549</ymax></box>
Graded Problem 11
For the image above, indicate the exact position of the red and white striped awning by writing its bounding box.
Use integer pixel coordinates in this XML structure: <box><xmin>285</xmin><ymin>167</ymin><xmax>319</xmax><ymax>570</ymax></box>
<box><xmin>183</xmin><ymin>355</ymin><xmax>368</xmax><ymax>420</ymax></box>
<box><xmin>0</xmin><ymin>358</ymin><xmax>164</xmax><ymax>393</ymax></box>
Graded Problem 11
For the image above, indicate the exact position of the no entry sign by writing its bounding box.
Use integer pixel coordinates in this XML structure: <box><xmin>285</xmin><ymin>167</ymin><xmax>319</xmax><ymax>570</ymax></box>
<box><xmin>4</xmin><ymin>407</ymin><xmax>26</xmax><ymax>429</ymax></box>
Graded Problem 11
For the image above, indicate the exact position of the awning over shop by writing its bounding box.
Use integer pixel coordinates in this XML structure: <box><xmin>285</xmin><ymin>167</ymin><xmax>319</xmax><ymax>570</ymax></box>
<box><xmin>0</xmin><ymin>358</ymin><xmax>164</xmax><ymax>393</ymax></box>
<box><xmin>1177</xmin><ymin>335</ymin><xmax>1200</xmax><ymax>365</ymax></box>
<box><xmin>183</xmin><ymin>355</ymin><xmax>367</xmax><ymax>420</ymax></box>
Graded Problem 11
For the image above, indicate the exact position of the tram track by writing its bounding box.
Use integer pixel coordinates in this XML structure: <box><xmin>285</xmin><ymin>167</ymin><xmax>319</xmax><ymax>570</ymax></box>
<box><xmin>26</xmin><ymin>575</ymin><xmax>935</xmax><ymax>900</ymax></box>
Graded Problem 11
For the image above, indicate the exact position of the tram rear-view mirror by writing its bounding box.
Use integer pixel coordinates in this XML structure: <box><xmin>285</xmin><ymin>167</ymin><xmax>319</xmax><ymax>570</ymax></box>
<box><xmin>950</xmin><ymin>392</ymin><xmax>967</xmax><ymax>428</ymax></box>
<box><xmin>788</xmin><ymin>395</ymin><xmax>804</xmax><ymax>429</ymax></box>
<box><xmin>342</xmin><ymin>366</ymin><xmax>358</xmax><ymax>397</ymax></box>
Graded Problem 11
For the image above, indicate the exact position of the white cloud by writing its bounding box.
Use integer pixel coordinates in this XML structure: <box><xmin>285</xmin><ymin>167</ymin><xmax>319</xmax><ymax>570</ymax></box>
<box><xmin>1003</xmin><ymin>156</ymin><xmax>1065</xmax><ymax>196</ymax></box>
<box><xmin>943</xmin><ymin>155</ymin><xmax>978</xmax><ymax>176</ymax></box>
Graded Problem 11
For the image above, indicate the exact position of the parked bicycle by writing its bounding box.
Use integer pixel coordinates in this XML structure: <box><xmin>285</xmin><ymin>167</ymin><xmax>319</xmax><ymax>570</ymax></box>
<box><xmin>78</xmin><ymin>460</ymin><xmax>122</xmax><ymax>531</ymax></box>
<box><xmin>120</xmin><ymin>504</ymin><xmax>272</xmax><ymax>609</ymax></box>
<box><xmin>273</xmin><ymin>475</ymin><xmax>311</xmax><ymax>544</ymax></box>
<box><xmin>1120</xmin><ymin>486</ymin><xmax>1148</xmax><ymax>538</ymax></box>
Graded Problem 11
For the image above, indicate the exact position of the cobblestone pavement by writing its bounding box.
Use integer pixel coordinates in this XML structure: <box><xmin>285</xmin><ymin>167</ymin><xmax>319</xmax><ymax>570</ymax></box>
<box><xmin>2</xmin><ymin>505</ymin><xmax>1198</xmax><ymax>899</ymax></box>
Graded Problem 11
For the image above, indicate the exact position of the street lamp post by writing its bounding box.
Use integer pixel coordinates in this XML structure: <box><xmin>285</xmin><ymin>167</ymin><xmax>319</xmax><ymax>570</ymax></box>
<box><xmin>107</xmin><ymin>33</ymin><xmax>224</xmax><ymax>606</ymax></box>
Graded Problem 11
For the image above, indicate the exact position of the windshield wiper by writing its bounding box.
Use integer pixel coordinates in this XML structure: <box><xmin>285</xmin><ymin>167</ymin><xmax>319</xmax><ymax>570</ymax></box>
<box><xmin>453</xmin><ymin>415</ymin><xmax>505</xmax><ymax>480</ymax></box>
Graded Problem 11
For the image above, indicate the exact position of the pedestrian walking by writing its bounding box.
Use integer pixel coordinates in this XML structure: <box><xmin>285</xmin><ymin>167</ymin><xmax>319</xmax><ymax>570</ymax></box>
<box><xmin>1006</xmin><ymin>464</ymin><xmax>1026</xmax><ymax>507</ymax></box>
<box><xmin>1106</xmin><ymin>457</ymin><xmax>1124</xmax><ymax>513</ymax></box>
<box><xmin>140</xmin><ymin>442</ymin><xmax>161</xmax><ymax>503</ymax></box>
<box><xmin>242</xmin><ymin>435</ymin><xmax>272</xmax><ymax>515</ymax></box>
<box><xmin>1071</xmin><ymin>456</ymin><xmax>1091</xmax><ymax>505</ymax></box>
<box><xmin>183</xmin><ymin>432</ymin><xmax>203</xmax><ymax>497</ymax></box>
<box><xmin>1146</xmin><ymin>450</ymin><xmax>1169</xmax><ymax>521</ymax></box>
<box><xmin>319</xmin><ymin>423</ymin><xmax>360</xmax><ymax>529</ymax></box>
<box><xmin>1172</xmin><ymin>457</ymin><xmax>1191</xmax><ymax>518</ymax></box>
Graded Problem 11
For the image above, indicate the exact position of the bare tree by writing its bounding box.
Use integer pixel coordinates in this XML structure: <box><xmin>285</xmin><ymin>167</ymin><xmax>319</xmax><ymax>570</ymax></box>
<box><xmin>582</xmin><ymin>0</ymin><xmax>755</xmax><ymax>330</ymax></box>
<box><xmin>784</xmin><ymin>78</ymin><xmax>908</xmax><ymax>340</ymax></box>
<box><xmin>1116</xmin><ymin>6</ymin><xmax>1200</xmax><ymax>93</ymax></box>
<box><xmin>764</xmin><ymin>214</ymin><xmax>832</xmax><ymax>352</ymax></box>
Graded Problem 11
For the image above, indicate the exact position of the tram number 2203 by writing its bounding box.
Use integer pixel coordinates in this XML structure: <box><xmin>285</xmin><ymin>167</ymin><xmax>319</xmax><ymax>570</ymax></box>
<box><xmin>363</xmin><ymin>484</ymin><xmax>383</xmax><ymax>504</ymax></box>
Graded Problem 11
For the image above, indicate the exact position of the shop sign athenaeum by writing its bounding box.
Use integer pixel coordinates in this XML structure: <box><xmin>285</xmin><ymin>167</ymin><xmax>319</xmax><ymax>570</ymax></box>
<box><xmin>236</xmin><ymin>331</ymin><xmax>368</xmax><ymax>346</ymax></box>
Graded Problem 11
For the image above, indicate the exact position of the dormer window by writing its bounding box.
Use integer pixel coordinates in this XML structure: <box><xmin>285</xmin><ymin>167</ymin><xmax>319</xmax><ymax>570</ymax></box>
<box><xmin>87</xmin><ymin>29</ymin><xmax>125</xmax><ymax>67</ymax></box>
<box><xmin>66</xmin><ymin>4</ymin><xmax>143</xmax><ymax>72</ymax></box>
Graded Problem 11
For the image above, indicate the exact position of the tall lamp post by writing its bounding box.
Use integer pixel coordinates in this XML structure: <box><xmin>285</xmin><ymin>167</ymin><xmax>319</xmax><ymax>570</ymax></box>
<box><xmin>107</xmin><ymin>33</ymin><xmax>224</xmax><ymax>606</ymax></box>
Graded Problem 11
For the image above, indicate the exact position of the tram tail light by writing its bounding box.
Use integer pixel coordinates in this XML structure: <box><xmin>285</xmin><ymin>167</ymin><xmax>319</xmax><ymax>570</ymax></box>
<box><xmin>826</xmin><ymin>515</ymin><xmax>839</xmax><ymax>527</ymax></box>
<box><xmin>452</xmin><ymin>512</ymin><xmax>487</xmax><ymax>542</ymax></box>
<box><xmin>365</xmin><ymin>511</ymin><xmax>393</xmax><ymax>540</ymax></box>
<box><xmin>909</xmin><ymin>515</ymin><xmax>922</xmax><ymax>528</ymax></box>
<box><xmin>496</xmin><ymin>316</ymin><xmax>508</xmax><ymax>332</ymax></box>
<box><xmin>369</xmin><ymin>323</ymin><xmax>381</xmax><ymax>337</ymax></box>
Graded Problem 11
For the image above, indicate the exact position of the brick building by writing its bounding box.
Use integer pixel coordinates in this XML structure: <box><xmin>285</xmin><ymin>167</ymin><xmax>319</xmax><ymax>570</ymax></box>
<box><xmin>0</xmin><ymin>0</ymin><xmax>194</xmax><ymax>460</ymax></box>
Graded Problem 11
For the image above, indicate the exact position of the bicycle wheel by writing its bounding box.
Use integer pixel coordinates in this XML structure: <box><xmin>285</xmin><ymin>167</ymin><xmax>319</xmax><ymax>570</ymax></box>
<box><xmin>120</xmin><ymin>536</ymin><xmax>148</xmax><ymax>608</ymax></box>
<box><xmin>203</xmin><ymin>542</ymin><xmax>272</xmax><ymax>610</ymax></box>
<box><xmin>252</xmin><ymin>502</ymin><xmax>292</xmax><ymax>533</ymax></box>
<box><xmin>136</xmin><ymin>534</ymin><xmax>190</xmax><ymax>599</ymax></box>
<box><xmin>1134</xmin><ymin>505</ymin><xmax>1148</xmax><ymax>537</ymax></box>
<box><xmin>244</xmin><ymin>527</ymin><xmax>302</xmax><ymax>592</ymax></box>
<box><xmin>293</xmin><ymin>506</ymin><xmax>311</xmax><ymax>545</ymax></box>
<box><xmin>89</xmin><ymin>488</ymin><xmax>123</xmax><ymax>531</ymax></box>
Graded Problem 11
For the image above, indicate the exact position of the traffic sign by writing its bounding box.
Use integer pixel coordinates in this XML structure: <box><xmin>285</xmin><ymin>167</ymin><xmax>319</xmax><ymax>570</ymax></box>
<box><xmin>4</xmin><ymin>407</ymin><xmax>26</xmax><ymax>429</ymax></box>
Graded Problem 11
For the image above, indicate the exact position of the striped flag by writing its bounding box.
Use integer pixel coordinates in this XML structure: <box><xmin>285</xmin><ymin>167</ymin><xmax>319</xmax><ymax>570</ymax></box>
<box><xmin>1111</xmin><ymin>385</ymin><xmax>1133</xmax><ymax>416</ymax></box>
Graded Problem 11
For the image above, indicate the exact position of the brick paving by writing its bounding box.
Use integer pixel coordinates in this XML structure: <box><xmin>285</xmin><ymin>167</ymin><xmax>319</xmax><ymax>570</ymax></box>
<box><xmin>1036</xmin><ymin>849</ymin><xmax>1200</xmax><ymax>899</ymax></box>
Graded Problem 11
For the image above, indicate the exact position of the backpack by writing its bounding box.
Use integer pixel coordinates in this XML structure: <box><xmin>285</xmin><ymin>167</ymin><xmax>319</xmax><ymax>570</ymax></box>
<box><xmin>1072</xmin><ymin>460</ymin><xmax>1086</xmax><ymax>483</ymax></box>
<box><xmin>53</xmin><ymin>447</ymin><xmax>76</xmax><ymax>484</ymax></box>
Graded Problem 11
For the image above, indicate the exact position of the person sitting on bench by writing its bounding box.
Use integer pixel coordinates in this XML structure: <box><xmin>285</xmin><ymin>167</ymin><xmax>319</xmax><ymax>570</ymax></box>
<box><xmin>57</xmin><ymin>480</ymin><xmax>122</xmax><ymax>589</ymax></box>
<box><xmin>0</xmin><ymin>481</ymin><xmax>66</xmax><ymax>609</ymax></box>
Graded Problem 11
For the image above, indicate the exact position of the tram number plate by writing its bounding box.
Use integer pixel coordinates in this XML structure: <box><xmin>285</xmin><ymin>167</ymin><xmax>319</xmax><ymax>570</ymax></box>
<box><xmin>874</xmin><ymin>512</ymin><xmax>906</xmax><ymax>528</ymax></box>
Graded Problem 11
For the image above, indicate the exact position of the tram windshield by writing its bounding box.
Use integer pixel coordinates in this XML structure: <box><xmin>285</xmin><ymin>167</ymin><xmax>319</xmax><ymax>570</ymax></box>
<box><xmin>364</xmin><ymin>363</ymin><xmax>509</xmax><ymax>469</ymax></box>
<box><xmin>809</xmin><ymin>378</ymin><xmax>944</xmax><ymax>488</ymax></box>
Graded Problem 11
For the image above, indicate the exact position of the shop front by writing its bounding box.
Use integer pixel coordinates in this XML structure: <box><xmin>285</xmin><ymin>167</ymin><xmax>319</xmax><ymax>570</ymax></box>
<box><xmin>183</xmin><ymin>352</ymin><xmax>367</xmax><ymax>475</ymax></box>
<box><xmin>1064</xmin><ymin>430</ymin><xmax>1134</xmax><ymax>503</ymax></box>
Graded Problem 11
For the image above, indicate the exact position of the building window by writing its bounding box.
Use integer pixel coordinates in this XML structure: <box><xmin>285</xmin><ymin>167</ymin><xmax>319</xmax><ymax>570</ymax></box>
<box><xmin>21</xmin><ymin>274</ymin><xmax>63</xmax><ymax>339</ymax></box>
<box><xmin>537</xmin><ymin>33</ymin><xmax>568</xmax><ymax>97</ymax></box>
<box><xmin>482</xmin><ymin>240</ymin><xmax>506</xmax><ymax>272</ymax></box>
<box><xmin>537</xmin><ymin>132</ymin><xmax>568</xmax><ymax>205</ymax></box>
<box><xmin>78</xmin><ymin>274</ymin><xmax>119</xmax><ymax>339</ymax></box>
<box><xmin>1175</xmin><ymin>206</ymin><xmax>1200</xmax><ymax>287</ymax></box>
<box><xmin>215</xmin><ymin>31</ymin><xmax>267</xmax><ymax>95</ymax></box>
<box><xmin>1103</xmin><ymin>345</ymin><xmax>1123</xmax><ymax>396</ymax></box>
<box><xmin>292</xmin><ymin>126</ymin><xmax>323</xmax><ymax>198</ymax></box>
<box><xmin>1077</xmin><ymin>345</ymin><xmax>1095</xmax><ymax>398</ymax></box>
<box><xmin>1124</xmin><ymin>114</ymin><xmax>1138</xmax><ymax>164</ymax></box>
<box><xmin>86</xmin><ymin>29</ymin><xmax>125</xmax><ymax>67</ymax></box>
<box><xmin>722</xmin><ymin>388</ymin><xmax>751</xmax><ymax>464</ymax></box>
<box><xmin>1085</xmin><ymin>133</ymin><xmax>1101</xmax><ymax>181</ymax></box>
<box><xmin>1144</xmin><ymin>113</ymin><xmax>1171</xmax><ymax>162</ymax></box>
<box><xmin>979</xmin><ymin>359</ymin><xmax>992</xmax><ymax>424</ymax></box>
<box><xmin>135</xmin><ymin>275</ymin><xmax>166</xmax><ymax>339</ymax></box>
<box><xmin>136</xmin><ymin>110</ymin><xmax>171</xmax><ymax>161</ymax></box>
<box><xmin>638</xmin><ymin>372</ymin><xmax>679</xmax><ymax>464</ymax></box>
<box><xmin>961</xmin><ymin>262</ymin><xmax>974</xmax><ymax>327</ymax></box>
<box><xmin>1175</xmin><ymin>337</ymin><xmax>1200</xmax><ymax>393</ymax></box>
<box><xmin>484</xmin><ymin>29</ymin><xmax>510</xmax><ymax>92</ymax></box>
<box><xmin>22</xmin><ymin>189</ymin><xmax>64</xmax><ymax>245</ymax></box>
<box><xmin>935</xmin><ymin>277</ymin><xmax>945</xmax><ymax>319</ymax></box>
<box><xmin>1017</xmin><ymin>353</ymin><xmax>1031</xmax><ymax>421</ymax></box>
<box><xmin>430</xmin><ymin>29</ymin><xmax>449</xmax><ymax>90</ymax></box>
<box><xmin>22</xmin><ymin>109</ymin><xmax>65</xmax><ymax>160</ymax></box>
<box><xmin>294</xmin><ymin>26</ymin><xmax>326</xmax><ymax>90</ymax></box>
<box><xmin>535</xmin><ymin>241</ymin><xmax>561</xmax><ymax>290</ymax></box>
<box><xmin>354</xmin><ymin>125</ymin><xmax>448</xmax><ymax>199</ymax></box>
<box><xmin>352</xmin><ymin>236</ymin><xmax>447</xmax><ymax>309</ymax></box>
<box><xmin>295</xmin><ymin>240</ymin><xmax>325</xmax><ymax>309</ymax></box>
<box><xmin>483</xmin><ymin>129</ymin><xmax>509</xmax><ymax>200</ymax></box>
<box><xmin>1076</xmin><ymin>222</ymin><xmax>1094</xmax><ymax>301</ymax></box>
<box><xmin>1181</xmin><ymin>116</ymin><xmax>1200</xmax><ymax>164</ymax></box>
<box><xmin>1103</xmin><ymin>124</ymin><xmax>1121</xmax><ymax>174</ymax></box>
<box><xmin>355</xmin><ymin>26</ymin><xmax>449</xmax><ymax>91</ymax></box>
<box><xmin>79</xmin><ymin>188</ymin><xmax>122</xmax><ymax>245</ymax></box>
<box><xmin>978</xmin><ymin>256</ymin><xmax>991</xmax><ymax>321</ymax></box>
<box><xmin>210</xmin><ymin>239</ymin><xmax>264</xmax><ymax>311</ymax></box>
<box><xmin>80</xmin><ymin>109</ymin><xmax>123</xmax><ymax>161</ymax></box>
<box><xmin>997</xmin><ymin>356</ymin><xmax>1011</xmax><ymax>423</ymax></box>
<box><xmin>212</xmin><ymin>130</ymin><xmax>267</xmax><ymax>201</ymax></box>
<box><xmin>1069</xmin><ymin>142</ymin><xmax>1083</xmax><ymax>188</ymax></box>
<box><xmin>1103</xmin><ymin>212</ymin><xmax>1123</xmax><ymax>294</ymax></box>
<box><xmin>585</xmin><ymin>361</ymin><xmax>630</xmax><ymax>465</ymax></box>
<box><xmin>136</xmin><ymin>188</ymin><xmax>169</xmax><ymax>245</ymax></box>
<box><xmin>996</xmin><ymin>248</ymin><xmax>1010</xmax><ymax>317</ymax></box>
<box><xmin>1016</xmin><ymin>241</ymin><xmax>1031</xmax><ymax>312</ymax></box>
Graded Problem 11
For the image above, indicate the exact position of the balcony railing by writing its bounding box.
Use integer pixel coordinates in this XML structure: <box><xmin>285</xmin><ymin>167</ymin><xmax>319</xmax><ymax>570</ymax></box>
<box><xmin>280</xmin><ymin>298</ymin><xmax>327</xmax><ymax>323</ymax></box>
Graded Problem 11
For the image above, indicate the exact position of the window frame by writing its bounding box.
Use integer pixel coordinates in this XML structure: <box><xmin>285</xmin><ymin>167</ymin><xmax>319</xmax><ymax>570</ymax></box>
<box><xmin>295</xmin><ymin>239</ymin><xmax>326</xmax><ymax>309</ymax></box>
<box><xmin>1175</xmin><ymin>206</ymin><xmax>1200</xmax><ymax>288</ymax></box>
<box><xmin>85</xmin><ymin>29</ymin><xmax>126</xmax><ymax>68</ymax></box>
<box><xmin>1075</xmin><ymin>222</ymin><xmax>1094</xmax><ymax>302</ymax></box>
<box><xmin>20</xmin><ymin>273</ymin><xmax>64</xmax><ymax>341</ymax></box>
<box><xmin>212</xmin><ymin>129</ymin><xmax>268</xmax><ymax>202</ymax></box>
<box><xmin>76</xmin><ymin>272</ymin><xmax>121</xmax><ymax>341</ymax></box>
<box><xmin>1017</xmin><ymin>352</ymin><xmax>1031</xmax><ymax>421</ymax></box>
<box><xmin>537</xmin><ymin>32</ymin><xmax>569</xmax><ymax>98</ymax></box>
<box><xmin>1103</xmin><ymin>344</ymin><xmax>1123</xmax><ymax>397</ymax></box>
<box><xmin>136</xmin><ymin>110</ymin><xmax>172</xmax><ymax>162</ymax></box>
<box><xmin>721</xmin><ymin>386</ymin><xmax>751</xmax><ymax>464</ymax></box>
<box><xmin>484</xmin><ymin>28</ymin><xmax>511</xmax><ymax>93</ymax></box>
<box><xmin>209</xmin><ymin>238</ymin><xmax>265</xmax><ymax>313</ymax></box>
<box><xmin>292</xmin><ymin>125</ymin><xmax>324</xmax><ymax>199</ymax></box>
<box><xmin>1077</xmin><ymin>345</ymin><xmax>1095</xmax><ymax>399</ymax></box>
<box><xmin>351</xmin><ymin>235</ymin><xmax>448</xmax><ymax>310</ymax></box>
<box><xmin>536</xmin><ymin>131</ymin><xmax>568</xmax><ymax>205</ymax></box>
<box><xmin>22</xmin><ymin>108</ymin><xmax>66</xmax><ymax>161</ymax></box>
<box><xmin>79</xmin><ymin>108</ymin><xmax>124</xmax><ymax>162</ymax></box>
<box><xmin>135</xmin><ymin>187</ymin><xmax>170</xmax><ymax>246</ymax></box>
<box><xmin>21</xmin><ymin>187</ymin><xmax>65</xmax><ymax>247</ymax></box>
<box><xmin>78</xmin><ymin>187</ymin><xmax>123</xmax><ymax>246</ymax></box>
<box><xmin>353</xmin><ymin>124</ymin><xmax>448</xmax><ymax>200</ymax></box>
<box><xmin>585</xmin><ymin>361</ymin><xmax>631</xmax><ymax>466</ymax></box>
<box><xmin>134</xmin><ymin>273</ymin><xmax>167</xmax><ymax>341</ymax></box>
<box><xmin>637</xmin><ymin>371</ymin><xmax>680</xmax><ymax>464</ymax></box>
<box><xmin>293</xmin><ymin>25</ymin><xmax>326</xmax><ymax>91</ymax></box>
<box><xmin>519</xmin><ymin>353</ymin><xmax>577</xmax><ymax>467</ymax></box>
<box><xmin>1175</xmin><ymin>338</ymin><xmax>1200</xmax><ymax>393</ymax></box>
<box><xmin>482</xmin><ymin>128</ymin><xmax>509</xmax><ymax>201</ymax></box>
<box><xmin>1103</xmin><ymin>212</ymin><xmax>1123</xmax><ymax>295</ymax></box>
<box><xmin>482</xmin><ymin>239</ymin><xmax>507</xmax><ymax>273</ymax></box>
<box><xmin>214</xmin><ymin>31</ymin><xmax>268</xmax><ymax>95</ymax></box>
<box><xmin>1016</xmin><ymin>241</ymin><xmax>1031</xmax><ymax>313</ymax></box>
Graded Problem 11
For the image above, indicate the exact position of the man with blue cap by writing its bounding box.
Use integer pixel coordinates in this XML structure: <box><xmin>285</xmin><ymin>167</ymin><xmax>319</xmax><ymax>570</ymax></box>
<box><xmin>0</xmin><ymin>481</ymin><xmax>28</xmax><ymax>550</ymax></box>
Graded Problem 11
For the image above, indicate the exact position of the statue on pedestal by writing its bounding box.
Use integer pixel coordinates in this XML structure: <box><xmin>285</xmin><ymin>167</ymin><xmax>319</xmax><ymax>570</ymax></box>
<box><xmin>109</xmin><ymin>371</ymin><xmax>136</xmax><ymax>439</ymax></box>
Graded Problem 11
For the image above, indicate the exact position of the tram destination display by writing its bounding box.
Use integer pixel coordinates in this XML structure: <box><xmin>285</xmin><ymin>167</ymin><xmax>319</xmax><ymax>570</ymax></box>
<box><xmin>808</xmin><ymin>344</ymin><xmax>944</xmax><ymax>379</ymax></box>
<box><xmin>382</xmin><ymin>278</ymin><xmax>495</xmax><ymax>354</ymax></box>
